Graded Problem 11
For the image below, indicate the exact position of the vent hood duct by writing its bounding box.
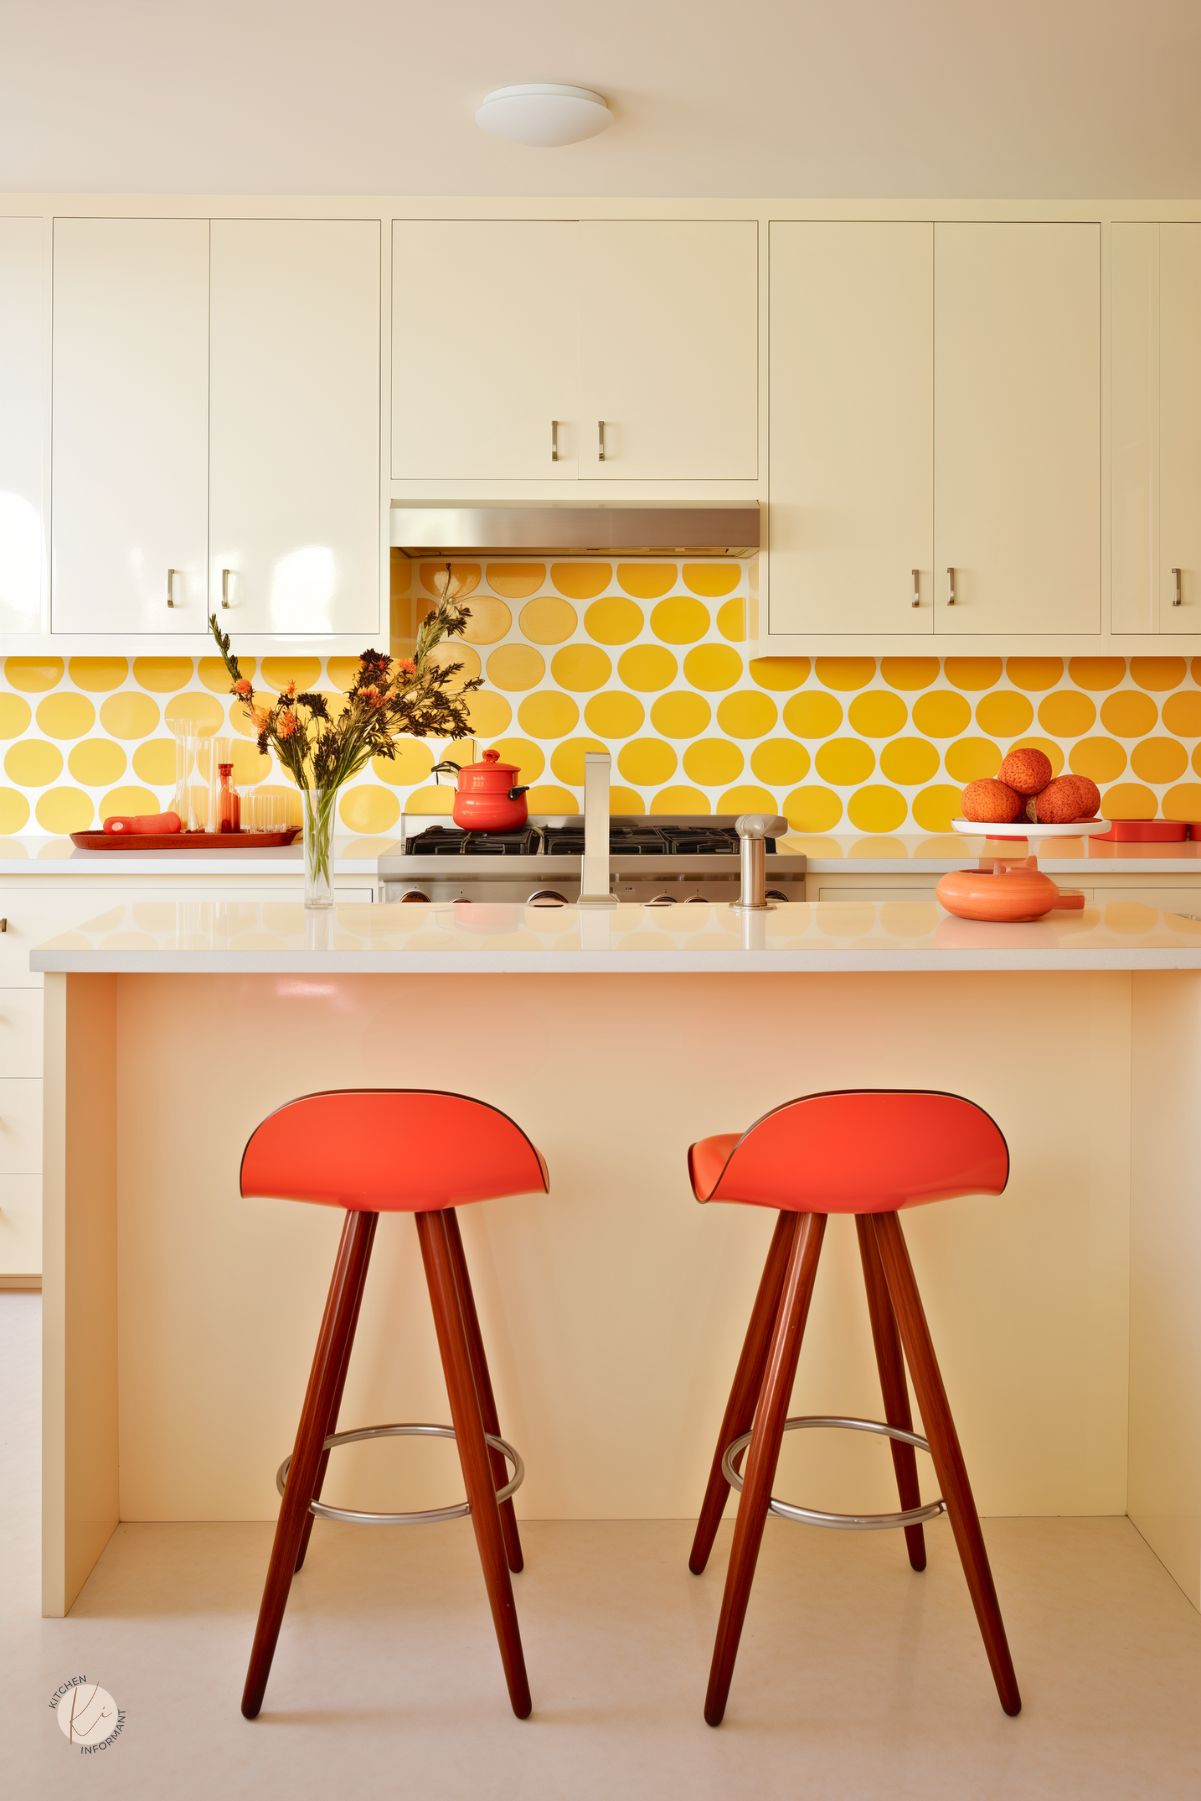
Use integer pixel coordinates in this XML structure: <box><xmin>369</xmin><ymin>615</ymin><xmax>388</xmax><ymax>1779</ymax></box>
<box><xmin>389</xmin><ymin>502</ymin><xmax>760</xmax><ymax>559</ymax></box>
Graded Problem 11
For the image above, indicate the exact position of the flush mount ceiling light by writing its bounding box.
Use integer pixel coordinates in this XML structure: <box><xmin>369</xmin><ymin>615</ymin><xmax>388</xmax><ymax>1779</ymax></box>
<box><xmin>475</xmin><ymin>84</ymin><xmax>613</xmax><ymax>148</ymax></box>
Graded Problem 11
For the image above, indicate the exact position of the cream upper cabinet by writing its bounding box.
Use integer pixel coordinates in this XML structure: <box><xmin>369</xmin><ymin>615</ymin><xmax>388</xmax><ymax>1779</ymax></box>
<box><xmin>210</xmin><ymin>220</ymin><xmax>381</xmax><ymax>636</ymax></box>
<box><xmin>390</xmin><ymin>218</ymin><xmax>757</xmax><ymax>482</ymax></box>
<box><xmin>767</xmin><ymin>222</ymin><xmax>934</xmax><ymax>635</ymax></box>
<box><xmin>934</xmin><ymin>222</ymin><xmax>1101</xmax><ymax>635</ymax></box>
<box><xmin>1157</xmin><ymin>225</ymin><xmax>1201</xmax><ymax>634</ymax></box>
<box><xmin>578</xmin><ymin>221</ymin><xmax>758</xmax><ymax>479</ymax></box>
<box><xmin>52</xmin><ymin>218</ymin><xmax>209</xmax><ymax>635</ymax></box>
<box><xmin>391</xmin><ymin>221</ymin><xmax>579</xmax><ymax>480</ymax></box>
<box><xmin>0</xmin><ymin>218</ymin><xmax>47</xmax><ymax>635</ymax></box>
<box><xmin>1110</xmin><ymin>221</ymin><xmax>1201</xmax><ymax>636</ymax></box>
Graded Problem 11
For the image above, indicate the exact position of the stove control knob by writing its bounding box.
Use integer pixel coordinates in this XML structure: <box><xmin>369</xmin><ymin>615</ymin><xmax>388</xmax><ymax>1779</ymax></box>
<box><xmin>527</xmin><ymin>889</ymin><xmax>568</xmax><ymax>908</ymax></box>
<box><xmin>396</xmin><ymin>890</ymin><xmax>431</xmax><ymax>903</ymax></box>
<box><xmin>766</xmin><ymin>890</ymin><xmax>789</xmax><ymax>903</ymax></box>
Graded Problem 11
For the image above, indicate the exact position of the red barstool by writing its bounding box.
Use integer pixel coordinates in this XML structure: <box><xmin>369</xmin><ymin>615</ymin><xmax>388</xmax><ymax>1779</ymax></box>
<box><xmin>237</xmin><ymin>1088</ymin><xmax>548</xmax><ymax>1721</ymax></box>
<box><xmin>687</xmin><ymin>1088</ymin><xmax>1020</xmax><ymax>1727</ymax></box>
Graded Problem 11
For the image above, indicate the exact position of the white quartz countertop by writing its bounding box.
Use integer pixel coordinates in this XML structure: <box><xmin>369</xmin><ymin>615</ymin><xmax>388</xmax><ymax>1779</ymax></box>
<box><xmin>28</xmin><ymin>898</ymin><xmax>1201</xmax><ymax>974</ymax></box>
<box><xmin>0</xmin><ymin>834</ymin><xmax>384</xmax><ymax>877</ymax></box>
<box><xmin>786</xmin><ymin>831</ymin><xmax>1201</xmax><ymax>874</ymax></box>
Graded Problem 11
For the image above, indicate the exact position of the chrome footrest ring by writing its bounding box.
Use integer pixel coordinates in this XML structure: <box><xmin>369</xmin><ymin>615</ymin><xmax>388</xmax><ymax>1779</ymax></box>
<box><xmin>276</xmin><ymin>1421</ymin><xmax>525</xmax><ymax>1527</ymax></box>
<box><xmin>722</xmin><ymin>1414</ymin><xmax>946</xmax><ymax>1531</ymax></box>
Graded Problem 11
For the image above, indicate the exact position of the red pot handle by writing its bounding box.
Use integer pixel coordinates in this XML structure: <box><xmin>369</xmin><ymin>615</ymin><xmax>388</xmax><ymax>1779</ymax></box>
<box><xmin>1053</xmin><ymin>889</ymin><xmax>1086</xmax><ymax>910</ymax></box>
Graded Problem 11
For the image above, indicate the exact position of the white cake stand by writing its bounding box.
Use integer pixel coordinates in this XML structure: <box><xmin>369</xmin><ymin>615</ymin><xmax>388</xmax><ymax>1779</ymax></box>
<box><xmin>952</xmin><ymin>816</ymin><xmax>1110</xmax><ymax>869</ymax></box>
<box><xmin>951</xmin><ymin>817</ymin><xmax>1109</xmax><ymax>844</ymax></box>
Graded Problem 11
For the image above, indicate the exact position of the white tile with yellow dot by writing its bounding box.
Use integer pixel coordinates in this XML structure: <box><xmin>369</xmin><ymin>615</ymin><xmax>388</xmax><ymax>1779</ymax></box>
<box><xmin>2</xmin><ymin>558</ymin><xmax>1201</xmax><ymax>834</ymax></box>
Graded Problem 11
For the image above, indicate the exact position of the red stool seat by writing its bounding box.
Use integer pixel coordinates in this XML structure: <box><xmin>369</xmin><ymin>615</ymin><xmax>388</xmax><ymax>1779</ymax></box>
<box><xmin>241</xmin><ymin>1088</ymin><xmax>549</xmax><ymax>1212</ymax></box>
<box><xmin>688</xmin><ymin>1089</ymin><xmax>1008</xmax><ymax>1213</ymax></box>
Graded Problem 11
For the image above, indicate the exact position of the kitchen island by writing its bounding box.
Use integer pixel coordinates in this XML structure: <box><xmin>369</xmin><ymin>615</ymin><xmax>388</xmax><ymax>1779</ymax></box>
<box><xmin>32</xmin><ymin>899</ymin><xmax>1201</xmax><ymax>1623</ymax></box>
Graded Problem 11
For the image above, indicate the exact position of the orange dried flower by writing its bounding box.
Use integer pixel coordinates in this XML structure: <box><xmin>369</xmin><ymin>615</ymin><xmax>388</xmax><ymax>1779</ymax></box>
<box><xmin>278</xmin><ymin>710</ymin><xmax>297</xmax><ymax>739</ymax></box>
<box><xmin>361</xmin><ymin>685</ymin><xmax>388</xmax><ymax>709</ymax></box>
<box><xmin>233</xmin><ymin>677</ymin><xmax>252</xmax><ymax>698</ymax></box>
<box><xmin>396</xmin><ymin>658</ymin><xmax>416</xmax><ymax>677</ymax></box>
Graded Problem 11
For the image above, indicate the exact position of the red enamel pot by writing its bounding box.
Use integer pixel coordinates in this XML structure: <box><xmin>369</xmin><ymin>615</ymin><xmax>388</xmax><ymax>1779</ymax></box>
<box><xmin>434</xmin><ymin>748</ymin><xmax>530</xmax><ymax>833</ymax></box>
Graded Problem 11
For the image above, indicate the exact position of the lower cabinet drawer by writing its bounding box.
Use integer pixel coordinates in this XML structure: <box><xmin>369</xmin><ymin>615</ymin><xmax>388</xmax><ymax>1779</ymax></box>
<box><xmin>0</xmin><ymin>1077</ymin><xmax>42</xmax><ymax>1172</ymax></box>
<box><xmin>0</xmin><ymin>989</ymin><xmax>42</xmax><ymax>1076</ymax></box>
<box><xmin>0</xmin><ymin>890</ymin><xmax>134</xmax><ymax>986</ymax></box>
<box><xmin>0</xmin><ymin>1169</ymin><xmax>41</xmax><ymax>1277</ymax></box>
<box><xmin>814</xmin><ymin>885</ymin><xmax>939</xmax><ymax>902</ymax></box>
<box><xmin>1095</xmin><ymin>886</ymin><xmax>1201</xmax><ymax>918</ymax></box>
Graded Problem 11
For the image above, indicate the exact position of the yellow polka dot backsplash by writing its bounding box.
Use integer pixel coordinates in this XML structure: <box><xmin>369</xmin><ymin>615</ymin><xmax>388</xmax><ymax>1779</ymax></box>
<box><xmin>4</xmin><ymin>559</ymin><xmax>1201</xmax><ymax>835</ymax></box>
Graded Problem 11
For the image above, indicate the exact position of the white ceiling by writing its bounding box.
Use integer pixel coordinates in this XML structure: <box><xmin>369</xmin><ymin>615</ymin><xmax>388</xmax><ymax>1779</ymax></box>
<box><xmin>4</xmin><ymin>0</ymin><xmax>1201</xmax><ymax>197</ymax></box>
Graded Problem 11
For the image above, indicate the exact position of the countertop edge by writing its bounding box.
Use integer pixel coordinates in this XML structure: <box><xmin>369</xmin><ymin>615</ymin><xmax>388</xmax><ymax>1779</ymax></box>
<box><xmin>31</xmin><ymin>949</ymin><xmax>1201</xmax><ymax>974</ymax></box>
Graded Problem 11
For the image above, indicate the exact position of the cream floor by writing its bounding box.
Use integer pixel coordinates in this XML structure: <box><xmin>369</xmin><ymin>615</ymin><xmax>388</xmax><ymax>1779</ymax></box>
<box><xmin>4</xmin><ymin>1294</ymin><xmax>1201</xmax><ymax>1801</ymax></box>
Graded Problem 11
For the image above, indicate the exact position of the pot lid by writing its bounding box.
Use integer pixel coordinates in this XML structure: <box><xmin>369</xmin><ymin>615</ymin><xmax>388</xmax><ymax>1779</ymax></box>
<box><xmin>464</xmin><ymin>747</ymin><xmax>520</xmax><ymax>776</ymax></box>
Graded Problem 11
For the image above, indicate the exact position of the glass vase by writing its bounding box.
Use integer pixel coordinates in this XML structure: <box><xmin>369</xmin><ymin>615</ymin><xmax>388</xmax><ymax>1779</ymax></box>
<box><xmin>301</xmin><ymin>787</ymin><xmax>336</xmax><ymax>910</ymax></box>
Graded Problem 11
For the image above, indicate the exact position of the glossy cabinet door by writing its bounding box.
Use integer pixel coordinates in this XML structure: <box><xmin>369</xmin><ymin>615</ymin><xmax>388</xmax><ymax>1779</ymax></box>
<box><xmin>0</xmin><ymin>218</ymin><xmax>47</xmax><ymax>635</ymax></box>
<box><xmin>209</xmin><ymin>219</ymin><xmax>381</xmax><ymax>636</ymax></box>
<box><xmin>768</xmin><ymin>222</ymin><xmax>933</xmax><ymax>635</ymax></box>
<box><xmin>934</xmin><ymin>222</ymin><xmax>1101</xmax><ymax>635</ymax></box>
<box><xmin>391</xmin><ymin>220</ymin><xmax>579</xmax><ymax>480</ymax></box>
<box><xmin>578</xmin><ymin>220</ymin><xmax>758</xmax><ymax>479</ymax></box>
<box><xmin>52</xmin><ymin>218</ymin><xmax>209</xmax><ymax>635</ymax></box>
<box><xmin>1158</xmin><ymin>225</ymin><xmax>1201</xmax><ymax>634</ymax></box>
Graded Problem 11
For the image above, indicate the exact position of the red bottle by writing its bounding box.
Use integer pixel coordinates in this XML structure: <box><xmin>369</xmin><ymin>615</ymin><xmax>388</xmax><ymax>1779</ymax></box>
<box><xmin>217</xmin><ymin>762</ymin><xmax>241</xmax><ymax>833</ymax></box>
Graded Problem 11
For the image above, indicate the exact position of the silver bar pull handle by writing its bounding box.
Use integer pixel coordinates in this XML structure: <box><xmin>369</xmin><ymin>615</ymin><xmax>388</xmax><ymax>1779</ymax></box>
<box><xmin>911</xmin><ymin>569</ymin><xmax>921</xmax><ymax>608</ymax></box>
<box><xmin>1172</xmin><ymin>566</ymin><xmax>1183</xmax><ymax>607</ymax></box>
<box><xmin>166</xmin><ymin>567</ymin><xmax>178</xmax><ymax>609</ymax></box>
<box><xmin>946</xmin><ymin>566</ymin><xmax>957</xmax><ymax>606</ymax></box>
<box><xmin>550</xmin><ymin>419</ymin><xmax>559</xmax><ymax>463</ymax></box>
<box><xmin>221</xmin><ymin>568</ymin><xmax>232</xmax><ymax>610</ymax></box>
<box><xmin>597</xmin><ymin>419</ymin><xmax>607</xmax><ymax>462</ymax></box>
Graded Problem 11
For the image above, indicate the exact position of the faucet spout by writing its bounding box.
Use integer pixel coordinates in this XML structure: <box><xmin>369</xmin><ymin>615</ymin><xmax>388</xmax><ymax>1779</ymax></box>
<box><xmin>732</xmin><ymin>813</ymin><xmax>789</xmax><ymax>910</ymax></box>
<box><xmin>577</xmin><ymin>752</ymin><xmax>618</xmax><ymax>908</ymax></box>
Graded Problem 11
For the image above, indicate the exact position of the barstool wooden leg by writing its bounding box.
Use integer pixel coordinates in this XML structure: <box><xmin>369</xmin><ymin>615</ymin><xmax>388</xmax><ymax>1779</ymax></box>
<box><xmin>704</xmin><ymin>1211</ymin><xmax>827</xmax><ymax>1727</ymax></box>
<box><xmin>855</xmin><ymin>1213</ymin><xmax>927</xmax><ymax>1573</ymax></box>
<box><xmin>689</xmin><ymin>1209</ymin><xmax>795</xmax><ymax>1574</ymax></box>
<box><xmin>444</xmin><ymin>1208</ymin><xmax>524</xmax><ymax>1576</ymax></box>
<box><xmin>871</xmin><ymin>1212</ymin><xmax>1021</xmax><ymax>1717</ymax></box>
<box><xmin>417</xmin><ymin>1211</ymin><xmax>532</xmax><ymax>1720</ymax></box>
<box><xmin>293</xmin><ymin>1210</ymin><xmax>378</xmax><ymax>1574</ymax></box>
<box><xmin>242</xmin><ymin>1209</ymin><xmax>377</xmax><ymax>1719</ymax></box>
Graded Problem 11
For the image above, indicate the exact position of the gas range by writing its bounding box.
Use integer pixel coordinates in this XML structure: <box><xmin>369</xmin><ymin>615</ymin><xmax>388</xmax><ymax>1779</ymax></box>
<box><xmin>378</xmin><ymin>815</ymin><xmax>807</xmax><ymax>906</ymax></box>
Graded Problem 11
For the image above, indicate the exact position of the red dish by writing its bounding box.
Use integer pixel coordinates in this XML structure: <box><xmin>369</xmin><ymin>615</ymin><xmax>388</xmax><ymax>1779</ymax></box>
<box><xmin>1092</xmin><ymin>820</ymin><xmax>1188</xmax><ymax>843</ymax></box>
<box><xmin>69</xmin><ymin>829</ymin><xmax>299</xmax><ymax>850</ymax></box>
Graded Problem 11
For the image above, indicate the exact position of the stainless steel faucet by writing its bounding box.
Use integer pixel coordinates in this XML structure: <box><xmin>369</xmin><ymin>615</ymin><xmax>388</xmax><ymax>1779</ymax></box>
<box><xmin>732</xmin><ymin>814</ymin><xmax>789</xmax><ymax>909</ymax></box>
<box><xmin>577</xmin><ymin>751</ymin><xmax>618</xmax><ymax>908</ymax></box>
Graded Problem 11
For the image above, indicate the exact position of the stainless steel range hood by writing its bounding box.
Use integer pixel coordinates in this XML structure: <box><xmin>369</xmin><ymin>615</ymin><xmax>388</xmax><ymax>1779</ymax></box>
<box><xmin>389</xmin><ymin>501</ymin><xmax>760</xmax><ymax>559</ymax></box>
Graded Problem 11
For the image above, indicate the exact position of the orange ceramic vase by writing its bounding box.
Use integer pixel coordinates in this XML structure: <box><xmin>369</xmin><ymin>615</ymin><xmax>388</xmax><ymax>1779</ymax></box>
<box><xmin>936</xmin><ymin>859</ymin><xmax>1086</xmax><ymax>924</ymax></box>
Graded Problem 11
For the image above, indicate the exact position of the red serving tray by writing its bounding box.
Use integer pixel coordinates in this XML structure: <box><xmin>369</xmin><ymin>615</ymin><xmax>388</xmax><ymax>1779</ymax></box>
<box><xmin>70</xmin><ymin>829</ymin><xmax>300</xmax><ymax>850</ymax></box>
<box><xmin>1092</xmin><ymin>820</ymin><xmax>1188</xmax><ymax>843</ymax></box>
